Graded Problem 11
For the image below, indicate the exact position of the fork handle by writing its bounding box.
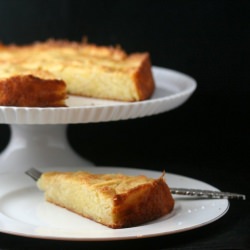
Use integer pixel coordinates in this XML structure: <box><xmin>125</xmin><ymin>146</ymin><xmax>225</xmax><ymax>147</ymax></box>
<box><xmin>170</xmin><ymin>188</ymin><xmax>246</xmax><ymax>200</ymax></box>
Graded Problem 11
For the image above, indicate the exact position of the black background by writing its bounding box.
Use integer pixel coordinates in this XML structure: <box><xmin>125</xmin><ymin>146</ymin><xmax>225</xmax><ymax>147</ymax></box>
<box><xmin>0</xmin><ymin>1</ymin><xmax>249</xmax><ymax>249</ymax></box>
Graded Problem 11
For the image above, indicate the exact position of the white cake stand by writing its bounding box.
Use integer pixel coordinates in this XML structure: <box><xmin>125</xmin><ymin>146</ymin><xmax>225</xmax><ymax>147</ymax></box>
<box><xmin>0</xmin><ymin>67</ymin><xmax>196</xmax><ymax>173</ymax></box>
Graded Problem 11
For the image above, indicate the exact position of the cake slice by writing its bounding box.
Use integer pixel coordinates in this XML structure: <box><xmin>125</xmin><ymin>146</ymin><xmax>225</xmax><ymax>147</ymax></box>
<box><xmin>37</xmin><ymin>170</ymin><xmax>174</xmax><ymax>229</ymax></box>
<box><xmin>0</xmin><ymin>39</ymin><xmax>155</xmax><ymax>106</ymax></box>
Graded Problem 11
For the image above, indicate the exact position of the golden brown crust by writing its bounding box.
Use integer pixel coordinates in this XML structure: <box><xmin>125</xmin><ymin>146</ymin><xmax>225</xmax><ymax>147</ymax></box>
<box><xmin>0</xmin><ymin>39</ymin><xmax>155</xmax><ymax>106</ymax></box>
<box><xmin>37</xmin><ymin>170</ymin><xmax>174</xmax><ymax>229</ymax></box>
<box><xmin>130</xmin><ymin>53</ymin><xmax>155</xmax><ymax>100</ymax></box>
<box><xmin>0</xmin><ymin>75</ymin><xmax>67</xmax><ymax>107</ymax></box>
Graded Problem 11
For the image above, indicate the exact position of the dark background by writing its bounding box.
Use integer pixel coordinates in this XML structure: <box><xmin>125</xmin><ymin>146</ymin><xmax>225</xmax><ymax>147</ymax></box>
<box><xmin>0</xmin><ymin>1</ymin><xmax>249</xmax><ymax>249</ymax></box>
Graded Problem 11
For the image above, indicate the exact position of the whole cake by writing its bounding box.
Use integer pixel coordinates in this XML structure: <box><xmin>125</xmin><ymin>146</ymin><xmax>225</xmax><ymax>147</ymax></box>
<box><xmin>0</xmin><ymin>39</ymin><xmax>155</xmax><ymax>107</ymax></box>
<box><xmin>37</xmin><ymin>170</ymin><xmax>174</xmax><ymax>229</ymax></box>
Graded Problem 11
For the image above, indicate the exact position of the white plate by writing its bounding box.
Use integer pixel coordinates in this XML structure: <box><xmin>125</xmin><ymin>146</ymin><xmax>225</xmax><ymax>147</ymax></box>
<box><xmin>0</xmin><ymin>166</ymin><xmax>229</xmax><ymax>241</ymax></box>
<box><xmin>0</xmin><ymin>66</ymin><xmax>196</xmax><ymax>124</ymax></box>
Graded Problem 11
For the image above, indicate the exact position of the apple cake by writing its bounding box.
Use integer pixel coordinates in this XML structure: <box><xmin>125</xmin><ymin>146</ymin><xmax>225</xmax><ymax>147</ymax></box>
<box><xmin>0</xmin><ymin>39</ymin><xmax>155</xmax><ymax>107</ymax></box>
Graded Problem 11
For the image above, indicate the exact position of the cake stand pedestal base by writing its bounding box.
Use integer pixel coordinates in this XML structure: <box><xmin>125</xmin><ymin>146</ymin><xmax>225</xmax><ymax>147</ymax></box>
<box><xmin>0</xmin><ymin>124</ymin><xmax>94</xmax><ymax>173</ymax></box>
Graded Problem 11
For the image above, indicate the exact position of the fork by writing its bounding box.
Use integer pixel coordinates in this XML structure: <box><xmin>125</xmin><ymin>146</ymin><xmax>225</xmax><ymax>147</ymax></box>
<box><xmin>25</xmin><ymin>168</ymin><xmax>246</xmax><ymax>200</ymax></box>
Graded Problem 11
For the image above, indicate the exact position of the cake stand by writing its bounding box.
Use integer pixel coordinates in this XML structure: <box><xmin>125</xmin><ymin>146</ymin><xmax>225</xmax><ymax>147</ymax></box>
<box><xmin>0</xmin><ymin>66</ymin><xmax>196</xmax><ymax>173</ymax></box>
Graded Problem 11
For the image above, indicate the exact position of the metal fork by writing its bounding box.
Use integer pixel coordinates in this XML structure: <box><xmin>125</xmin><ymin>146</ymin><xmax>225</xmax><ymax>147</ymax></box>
<box><xmin>25</xmin><ymin>168</ymin><xmax>246</xmax><ymax>200</ymax></box>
